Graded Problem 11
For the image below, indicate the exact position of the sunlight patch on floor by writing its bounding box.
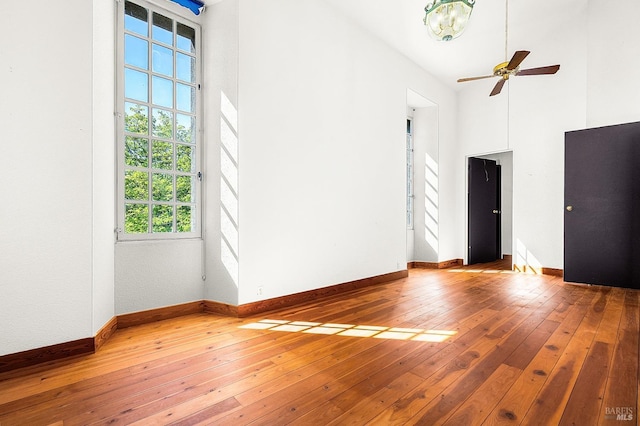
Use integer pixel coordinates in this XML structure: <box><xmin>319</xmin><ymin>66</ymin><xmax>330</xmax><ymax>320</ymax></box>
<box><xmin>448</xmin><ymin>269</ymin><xmax>517</xmax><ymax>274</ymax></box>
<box><xmin>239</xmin><ymin>319</ymin><xmax>457</xmax><ymax>342</ymax></box>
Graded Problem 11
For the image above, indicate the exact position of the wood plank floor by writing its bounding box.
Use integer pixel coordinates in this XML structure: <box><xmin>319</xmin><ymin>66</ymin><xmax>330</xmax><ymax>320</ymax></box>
<box><xmin>1</xmin><ymin>264</ymin><xmax>638</xmax><ymax>425</ymax></box>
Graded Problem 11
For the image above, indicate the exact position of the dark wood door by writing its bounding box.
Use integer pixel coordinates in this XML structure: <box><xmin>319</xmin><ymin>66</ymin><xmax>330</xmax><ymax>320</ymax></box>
<box><xmin>468</xmin><ymin>157</ymin><xmax>501</xmax><ymax>264</ymax></box>
<box><xmin>564</xmin><ymin>122</ymin><xmax>640</xmax><ymax>288</ymax></box>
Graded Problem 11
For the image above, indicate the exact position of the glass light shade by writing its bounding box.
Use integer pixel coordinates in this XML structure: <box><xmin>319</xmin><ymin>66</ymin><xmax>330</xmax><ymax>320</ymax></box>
<box><xmin>424</xmin><ymin>0</ymin><xmax>475</xmax><ymax>42</ymax></box>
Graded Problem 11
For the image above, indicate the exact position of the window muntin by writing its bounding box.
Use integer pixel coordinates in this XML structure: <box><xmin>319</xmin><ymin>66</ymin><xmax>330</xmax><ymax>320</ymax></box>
<box><xmin>118</xmin><ymin>0</ymin><xmax>201</xmax><ymax>240</ymax></box>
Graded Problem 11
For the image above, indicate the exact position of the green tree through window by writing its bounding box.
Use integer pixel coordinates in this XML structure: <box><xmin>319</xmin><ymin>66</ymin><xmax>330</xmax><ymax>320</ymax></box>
<box><xmin>119</xmin><ymin>0</ymin><xmax>199</xmax><ymax>238</ymax></box>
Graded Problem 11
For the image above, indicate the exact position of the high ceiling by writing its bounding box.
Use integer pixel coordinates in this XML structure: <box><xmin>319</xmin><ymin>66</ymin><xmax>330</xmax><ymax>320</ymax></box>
<box><xmin>320</xmin><ymin>0</ymin><xmax>586</xmax><ymax>91</ymax></box>
<box><xmin>201</xmin><ymin>0</ymin><xmax>588</xmax><ymax>92</ymax></box>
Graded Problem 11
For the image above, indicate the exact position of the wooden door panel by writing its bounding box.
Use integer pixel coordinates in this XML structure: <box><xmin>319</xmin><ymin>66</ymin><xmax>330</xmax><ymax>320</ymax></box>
<box><xmin>564</xmin><ymin>122</ymin><xmax>640</xmax><ymax>288</ymax></box>
<box><xmin>468</xmin><ymin>157</ymin><xmax>500</xmax><ymax>264</ymax></box>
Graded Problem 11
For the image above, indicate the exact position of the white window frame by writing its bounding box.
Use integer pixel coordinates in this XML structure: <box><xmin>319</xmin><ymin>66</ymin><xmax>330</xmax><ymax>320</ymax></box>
<box><xmin>116</xmin><ymin>0</ymin><xmax>203</xmax><ymax>241</ymax></box>
<box><xmin>407</xmin><ymin>118</ymin><xmax>414</xmax><ymax>230</ymax></box>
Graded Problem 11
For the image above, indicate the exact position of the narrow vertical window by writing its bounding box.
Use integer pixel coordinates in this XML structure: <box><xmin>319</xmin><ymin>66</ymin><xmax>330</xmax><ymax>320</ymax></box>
<box><xmin>407</xmin><ymin>118</ymin><xmax>414</xmax><ymax>230</ymax></box>
<box><xmin>117</xmin><ymin>0</ymin><xmax>201</xmax><ymax>240</ymax></box>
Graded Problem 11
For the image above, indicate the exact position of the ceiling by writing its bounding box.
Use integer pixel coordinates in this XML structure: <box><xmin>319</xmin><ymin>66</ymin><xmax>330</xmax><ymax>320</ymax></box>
<box><xmin>201</xmin><ymin>0</ymin><xmax>587</xmax><ymax>92</ymax></box>
<box><xmin>320</xmin><ymin>0</ymin><xmax>586</xmax><ymax>91</ymax></box>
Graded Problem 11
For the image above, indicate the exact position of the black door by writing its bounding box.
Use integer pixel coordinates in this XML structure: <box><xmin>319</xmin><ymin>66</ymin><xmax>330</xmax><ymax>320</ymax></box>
<box><xmin>564</xmin><ymin>122</ymin><xmax>640</xmax><ymax>289</ymax></box>
<box><xmin>468</xmin><ymin>157</ymin><xmax>501</xmax><ymax>264</ymax></box>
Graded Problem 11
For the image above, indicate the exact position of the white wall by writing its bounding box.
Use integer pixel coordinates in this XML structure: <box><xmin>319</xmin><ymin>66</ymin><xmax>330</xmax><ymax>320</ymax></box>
<box><xmin>411</xmin><ymin>105</ymin><xmax>439</xmax><ymax>263</ymax></box>
<box><xmin>457</xmin><ymin>82</ymin><xmax>509</xmax><ymax>265</ymax></box>
<box><xmin>455</xmin><ymin>0</ymin><xmax>640</xmax><ymax>271</ymax></box>
<box><xmin>202</xmin><ymin>0</ymin><xmax>241</xmax><ymax>306</ymax></box>
<box><xmin>0</xmin><ymin>0</ymin><xmax>95</xmax><ymax>354</ymax></box>
<box><xmin>508</xmin><ymin>1</ymin><xmax>587</xmax><ymax>270</ymax></box>
<box><xmin>456</xmin><ymin>1</ymin><xmax>588</xmax><ymax>270</ymax></box>
<box><xmin>586</xmin><ymin>0</ymin><xmax>640</xmax><ymax>128</ymax></box>
<box><xmin>115</xmin><ymin>240</ymin><xmax>203</xmax><ymax>314</ymax></box>
<box><xmin>16</xmin><ymin>0</ymin><xmax>637</xmax><ymax>356</ymax></box>
<box><xmin>106</xmin><ymin>0</ymin><xmax>640</xmax><ymax>314</ymax></box>
<box><xmin>113</xmin><ymin>0</ymin><xmax>458</xmax><ymax>310</ymax></box>
<box><xmin>235</xmin><ymin>0</ymin><xmax>457</xmax><ymax>304</ymax></box>
<box><xmin>92</xmin><ymin>0</ymin><xmax>116</xmax><ymax>334</ymax></box>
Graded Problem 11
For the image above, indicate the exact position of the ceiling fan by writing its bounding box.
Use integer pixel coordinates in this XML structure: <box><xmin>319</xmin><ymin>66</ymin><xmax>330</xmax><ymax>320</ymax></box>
<box><xmin>457</xmin><ymin>50</ymin><xmax>560</xmax><ymax>96</ymax></box>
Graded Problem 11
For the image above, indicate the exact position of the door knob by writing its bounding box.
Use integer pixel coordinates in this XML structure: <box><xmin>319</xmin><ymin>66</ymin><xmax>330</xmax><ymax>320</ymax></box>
<box><xmin>492</xmin><ymin>209</ymin><xmax>500</xmax><ymax>214</ymax></box>
<box><xmin>566</xmin><ymin>205</ymin><xmax>573</xmax><ymax>212</ymax></box>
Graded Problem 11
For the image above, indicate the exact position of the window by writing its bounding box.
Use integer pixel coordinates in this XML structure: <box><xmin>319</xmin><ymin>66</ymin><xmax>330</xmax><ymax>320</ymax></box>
<box><xmin>406</xmin><ymin>118</ymin><xmax>414</xmax><ymax>230</ymax></box>
<box><xmin>117</xmin><ymin>0</ymin><xmax>201</xmax><ymax>240</ymax></box>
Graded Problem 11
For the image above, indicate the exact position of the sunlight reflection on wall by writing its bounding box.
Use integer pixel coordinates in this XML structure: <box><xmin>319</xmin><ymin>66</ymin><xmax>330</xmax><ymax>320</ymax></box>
<box><xmin>515</xmin><ymin>239</ymin><xmax>543</xmax><ymax>274</ymax></box>
<box><xmin>424</xmin><ymin>153</ymin><xmax>439</xmax><ymax>253</ymax></box>
<box><xmin>220</xmin><ymin>92</ymin><xmax>239</xmax><ymax>286</ymax></box>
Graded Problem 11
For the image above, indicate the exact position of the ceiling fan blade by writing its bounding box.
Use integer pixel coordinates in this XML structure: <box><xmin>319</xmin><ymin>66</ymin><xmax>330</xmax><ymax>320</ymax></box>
<box><xmin>506</xmin><ymin>50</ymin><xmax>530</xmax><ymax>71</ymax></box>
<box><xmin>516</xmin><ymin>65</ymin><xmax>560</xmax><ymax>76</ymax></box>
<box><xmin>490</xmin><ymin>79</ymin><xmax>506</xmax><ymax>96</ymax></box>
<box><xmin>457</xmin><ymin>75</ymin><xmax>496</xmax><ymax>83</ymax></box>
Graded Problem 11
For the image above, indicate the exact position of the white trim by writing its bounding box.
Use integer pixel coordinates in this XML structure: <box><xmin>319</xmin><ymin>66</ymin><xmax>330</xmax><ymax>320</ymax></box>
<box><xmin>115</xmin><ymin>0</ymin><xmax>203</xmax><ymax>241</ymax></box>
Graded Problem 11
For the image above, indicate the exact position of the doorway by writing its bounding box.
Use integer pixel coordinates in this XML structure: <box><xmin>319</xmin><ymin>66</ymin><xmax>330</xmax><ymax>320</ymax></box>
<box><xmin>467</xmin><ymin>152</ymin><xmax>513</xmax><ymax>266</ymax></box>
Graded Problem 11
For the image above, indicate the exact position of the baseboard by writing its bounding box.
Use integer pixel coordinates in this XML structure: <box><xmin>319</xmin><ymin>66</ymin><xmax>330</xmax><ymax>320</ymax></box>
<box><xmin>117</xmin><ymin>300</ymin><xmax>205</xmax><ymax>329</ymax></box>
<box><xmin>203</xmin><ymin>300</ymin><xmax>239</xmax><ymax>317</ymax></box>
<box><xmin>0</xmin><ymin>319</ymin><xmax>118</xmax><ymax>374</ymax></box>
<box><xmin>0</xmin><ymin>338</ymin><xmax>94</xmax><ymax>374</ymax></box>
<box><xmin>0</xmin><ymin>270</ymin><xmax>408</xmax><ymax>373</ymax></box>
<box><xmin>438</xmin><ymin>259</ymin><xmax>464</xmax><ymax>269</ymax></box>
<box><xmin>409</xmin><ymin>262</ymin><xmax>437</xmax><ymax>269</ymax></box>
<box><xmin>408</xmin><ymin>259</ymin><xmax>463</xmax><ymax>269</ymax></box>
<box><xmin>410</xmin><ymin>256</ymin><xmax>562</xmax><ymax>277</ymax></box>
<box><xmin>236</xmin><ymin>270</ymin><xmax>409</xmax><ymax>317</ymax></box>
<box><xmin>542</xmin><ymin>267</ymin><xmax>563</xmax><ymax>277</ymax></box>
<box><xmin>94</xmin><ymin>316</ymin><xmax>118</xmax><ymax>351</ymax></box>
<box><xmin>514</xmin><ymin>264</ymin><xmax>564</xmax><ymax>277</ymax></box>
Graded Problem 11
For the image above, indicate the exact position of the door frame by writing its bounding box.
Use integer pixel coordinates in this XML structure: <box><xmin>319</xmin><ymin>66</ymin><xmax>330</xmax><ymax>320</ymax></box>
<box><xmin>465</xmin><ymin>150</ymin><xmax>513</xmax><ymax>266</ymax></box>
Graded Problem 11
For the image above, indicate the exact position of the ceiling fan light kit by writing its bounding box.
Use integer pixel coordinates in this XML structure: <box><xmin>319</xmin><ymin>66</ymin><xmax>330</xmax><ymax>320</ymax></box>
<box><xmin>423</xmin><ymin>0</ymin><xmax>475</xmax><ymax>42</ymax></box>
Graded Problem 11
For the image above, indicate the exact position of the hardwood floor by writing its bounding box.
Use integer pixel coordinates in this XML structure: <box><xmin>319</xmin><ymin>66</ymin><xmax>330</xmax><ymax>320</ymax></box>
<box><xmin>1</xmin><ymin>265</ymin><xmax>638</xmax><ymax>425</ymax></box>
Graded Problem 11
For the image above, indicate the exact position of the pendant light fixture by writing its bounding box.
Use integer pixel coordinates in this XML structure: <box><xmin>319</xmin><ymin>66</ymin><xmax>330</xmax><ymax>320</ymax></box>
<box><xmin>423</xmin><ymin>0</ymin><xmax>475</xmax><ymax>42</ymax></box>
